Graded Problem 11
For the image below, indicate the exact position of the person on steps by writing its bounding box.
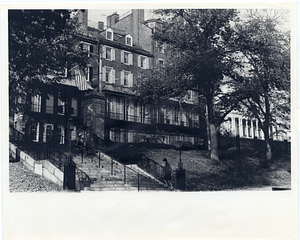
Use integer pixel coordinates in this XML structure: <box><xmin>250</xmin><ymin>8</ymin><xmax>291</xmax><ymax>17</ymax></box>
<box><xmin>163</xmin><ymin>158</ymin><xmax>173</xmax><ymax>190</ymax></box>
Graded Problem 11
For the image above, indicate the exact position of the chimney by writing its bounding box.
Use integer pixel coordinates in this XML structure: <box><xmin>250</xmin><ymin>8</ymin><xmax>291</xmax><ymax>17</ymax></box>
<box><xmin>132</xmin><ymin>9</ymin><xmax>144</xmax><ymax>45</ymax></box>
<box><xmin>78</xmin><ymin>9</ymin><xmax>88</xmax><ymax>26</ymax></box>
<box><xmin>132</xmin><ymin>9</ymin><xmax>144</xmax><ymax>23</ymax></box>
<box><xmin>98</xmin><ymin>21</ymin><xmax>104</xmax><ymax>31</ymax></box>
<box><xmin>107</xmin><ymin>12</ymin><xmax>119</xmax><ymax>28</ymax></box>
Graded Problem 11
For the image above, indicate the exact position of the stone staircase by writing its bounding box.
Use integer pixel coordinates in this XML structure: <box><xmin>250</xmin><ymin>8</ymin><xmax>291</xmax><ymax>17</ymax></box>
<box><xmin>72</xmin><ymin>151</ymin><xmax>169</xmax><ymax>191</ymax></box>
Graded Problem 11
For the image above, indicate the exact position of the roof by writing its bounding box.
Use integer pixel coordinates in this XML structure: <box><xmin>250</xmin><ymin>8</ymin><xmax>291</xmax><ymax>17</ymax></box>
<box><xmin>75</xmin><ymin>25</ymin><xmax>153</xmax><ymax>57</ymax></box>
<box><xmin>47</xmin><ymin>74</ymin><xmax>77</xmax><ymax>88</ymax></box>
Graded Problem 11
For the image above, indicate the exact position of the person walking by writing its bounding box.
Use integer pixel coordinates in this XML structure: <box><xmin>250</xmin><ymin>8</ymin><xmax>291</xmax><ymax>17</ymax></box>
<box><xmin>163</xmin><ymin>158</ymin><xmax>173</xmax><ymax>190</ymax></box>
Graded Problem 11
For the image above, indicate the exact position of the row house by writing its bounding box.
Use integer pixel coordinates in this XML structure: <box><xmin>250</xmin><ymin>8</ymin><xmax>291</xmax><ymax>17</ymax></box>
<box><xmin>13</xmin><ymin>9</ymin><xmax>203</xmax><ymax>150</ymax></box>
<box><xmin>14</xmin><ymin>78</ymin><xmax>84</xmax><ymax>145</ymax></box>
<box><xmin>77</xmin><ymin>10</ymin><xmax>202</xmax><ymax>146</ymax></box>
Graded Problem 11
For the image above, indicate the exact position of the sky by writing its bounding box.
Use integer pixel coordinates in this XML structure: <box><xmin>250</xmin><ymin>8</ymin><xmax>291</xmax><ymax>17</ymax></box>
<box><xmin>88</xmin><ymin>9</ymin><xmax>156</xmax><ymax>27</ymax></box>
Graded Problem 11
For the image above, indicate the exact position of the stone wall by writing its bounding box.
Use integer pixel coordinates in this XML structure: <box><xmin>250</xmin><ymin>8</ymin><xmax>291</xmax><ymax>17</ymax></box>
<box><xmin>9</xmin><ymin>143</ymin><xmax>64</xmax><ymax>186</ymax></box>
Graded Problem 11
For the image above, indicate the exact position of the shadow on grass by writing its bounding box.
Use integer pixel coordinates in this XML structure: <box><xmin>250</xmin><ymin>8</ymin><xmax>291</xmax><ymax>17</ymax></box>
<box><xmin>186</xmin><ymin>149</ymin><xmax>290</xmax><ymax>191</ymax></box>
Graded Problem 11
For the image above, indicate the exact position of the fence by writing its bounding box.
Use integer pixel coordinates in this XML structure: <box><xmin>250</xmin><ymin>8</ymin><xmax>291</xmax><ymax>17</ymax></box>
<box><xmin>9</xmin><ymin>126</ymin><xmax>91</xmax><ymax>190</ymax></box>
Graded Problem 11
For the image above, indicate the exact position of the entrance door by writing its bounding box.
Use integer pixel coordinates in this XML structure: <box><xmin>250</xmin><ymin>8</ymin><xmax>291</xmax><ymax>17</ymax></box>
<box><xmin>43</xmin><ymin>123</ymin><xmax>54</xmax><ymax>143</ymax></box>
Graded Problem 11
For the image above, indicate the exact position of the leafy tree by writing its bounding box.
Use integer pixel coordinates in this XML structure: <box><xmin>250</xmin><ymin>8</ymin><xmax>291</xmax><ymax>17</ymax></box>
<box><xmin>136</xmin><ymin>9</ymin><xmax>240</xmax><ymax>162</ymax></box>
<box><xmin>228</xmin><ymin>9</ymin><xmax>290</xmax><ymax>166</ymax></box>
<box><xmin>9</xmin><ymin>9</ymin><xmax>88</xmax><ymax>114</ymax></box>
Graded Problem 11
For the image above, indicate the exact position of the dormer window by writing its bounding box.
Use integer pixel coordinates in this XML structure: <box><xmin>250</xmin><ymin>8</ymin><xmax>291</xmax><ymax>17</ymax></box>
<box><xmin>106</xmin><ymin>28</ymin><xmax>113</xmax><ymax>41</ymax></box>
<box><xmin>125</xmin><ymin>35</ymin><xmax>132</xmax><ymax>46</ymax></box>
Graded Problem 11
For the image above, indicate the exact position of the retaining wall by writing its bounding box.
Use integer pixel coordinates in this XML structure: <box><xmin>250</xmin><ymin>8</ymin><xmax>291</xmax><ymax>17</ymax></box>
<box><xmin>9</xmin><ymin>142</ymin><xmax>63</xmax><ymax>186</ymax></box>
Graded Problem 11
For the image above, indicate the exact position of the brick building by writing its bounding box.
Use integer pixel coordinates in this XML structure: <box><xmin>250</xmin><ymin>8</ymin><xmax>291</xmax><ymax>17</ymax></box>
<box><xmin>78</xmin><ymin>9</ymin><xmax>203</xmax><ymax>146</ymax></box>
<box><xmin>13</xmin><ymin>9</ymin><xmax>203</xmax><ymax>151</ymax></box>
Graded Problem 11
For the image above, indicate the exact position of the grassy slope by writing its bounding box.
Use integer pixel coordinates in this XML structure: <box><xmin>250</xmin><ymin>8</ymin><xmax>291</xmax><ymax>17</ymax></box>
<box><xmin>143</xmin><ymin>148</ymin><xmax>291</xmax><ymax>191</ymax></box>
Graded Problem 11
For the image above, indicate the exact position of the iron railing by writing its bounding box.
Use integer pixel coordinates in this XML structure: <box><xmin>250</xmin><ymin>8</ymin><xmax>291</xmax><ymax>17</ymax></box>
<box><xmin>71</xmin><ymin>140</ymin><xmax>163</xmax><ymax>191</ymax></box>
<box><xmin>137</xmin><ymin>155</ymin><xmax>164</xmax><ymax>181</ymax></box>
<box><xmin>107</xmin><ymin>112</ymin><xmax>198</xmax><ymax>127</ymax></box>
<box><xmin>9</xmin><ymin>126</ymin><xmax>91</xmax><ymax>188</ymax></box>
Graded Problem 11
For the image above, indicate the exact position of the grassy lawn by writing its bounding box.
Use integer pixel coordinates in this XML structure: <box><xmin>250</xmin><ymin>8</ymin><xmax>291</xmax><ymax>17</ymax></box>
<box><xmin>142</xmin><ymin>148</ymin><xmax>291</xmax><ymax>191</ymax></box>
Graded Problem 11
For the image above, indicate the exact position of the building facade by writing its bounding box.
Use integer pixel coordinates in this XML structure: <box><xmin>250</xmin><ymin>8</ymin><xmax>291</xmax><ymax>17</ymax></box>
<box><xmin>13</xmin><ymin>9</ymin><xmax>203</xmax><ymax>150</ymax></box>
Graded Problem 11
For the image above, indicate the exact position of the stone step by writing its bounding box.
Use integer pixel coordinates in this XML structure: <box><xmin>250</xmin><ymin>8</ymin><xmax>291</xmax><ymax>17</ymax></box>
<box><xmin>84</xmin><ymin>186</ymin><xmax>138</xmax><ymax>191</ymax></box>
<box><xmin>84</xmin><ymin>186</ymin><xmax>170</xmax><ymax>191</ymax></box>
<box><xmin>78</xmin><ymin>168</ymin><xmax>123</xmax><ymax>175</ymax></box>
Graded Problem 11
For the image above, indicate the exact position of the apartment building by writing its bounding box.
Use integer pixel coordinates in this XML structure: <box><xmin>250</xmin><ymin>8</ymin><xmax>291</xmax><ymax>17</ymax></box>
<box><xmin>77</xmin><ymin>9</ymin><xmax>202</xmax><ymax>146</ymax></box>
<box><xmin>13</xmin><ymin>9</ymin><xmax>203</xmax><ymax>150</ymax></box>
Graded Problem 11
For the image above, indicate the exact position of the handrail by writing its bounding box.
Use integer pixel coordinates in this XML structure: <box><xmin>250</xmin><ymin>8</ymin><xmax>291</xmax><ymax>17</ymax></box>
<box><xmin>71</xmin><ymin>139</ymin><xmax>150</xmax><ymax>191</ymax></box>
<box><xmin>10</xmin><ymin>126</ymin><xmax>48</xmax><ymax>161</ymax></box>
<box><xmin>10</xmin><ymin>126</ymin><xmax>92</xmax><ymax>188</ymax></box>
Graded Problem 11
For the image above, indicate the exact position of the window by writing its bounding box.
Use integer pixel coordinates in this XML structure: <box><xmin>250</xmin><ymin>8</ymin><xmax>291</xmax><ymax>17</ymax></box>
<box><xmin>174</xmin><ymin>109</ymin><xmax>179</xmax><ymax>123</ymax></box>
<box><xmin>156</xmin><ymin>41</ymin><xmax>164</xmax><ymax>53</ymax></box>
<box><xmin>30</xmin><ymin>121</ymin><xmax>39</xmax><ymax>142</ymax></box>
<box><xmin>57</xmin><ymin>98</ymin><xmax>65</xmax><ymax>115</ymax></box>
<box><xmin>57</xmin><ymin>125</ymin><xmax>65</xmax><ymax>144</ymax></box>
<box><xmin>242</xmin><ymin>119</ymin><xmax>246</xmax><ymax>136</ymax></box>
<box><xmin>106</xmin><ymin>29</ymin><xmax>113</xmax><ymax>40</ymax></box>
<box><xmin>122</xmin><ymin>130</ymin><xmax>128</xmax><ymax>143</ymax></box>
<box><xmin>235</xmin><ymin>118</ymin><xmax>240</xmax><ymax>136</ymax></box>
<box><xmin>89</xmin><ymin>45</ymin><xmax>94</xmax><ymax>54</ymax></box>
<box><xmin>138</xmin><ymin>56</ymin><xmax>149</xmax><ymax>69</ymax></box>
<box><xmin>88</xmin><ymin>66</ymin><xmax>93</xmax><ymax>81</ymax></box>
<box><xmin>103</xmin><ymin>46</ymin><xmax>115</xmax><ymax>61</ymax></box>
<box><xmin>125</xmin><ymin>35</ymin><xmax>132</xmax><ymax>46</ymax></box>
<box><xmin>80</xmin><ymin>43</ymin><xmax>93</xmax><ymax>57</ymax></box>
<box><xmin>71</xmin><ymin>98</ymin><xmax>78</xmax><ymax>117</ymax></box>
<box><xmin>45</xmin><ymin>94</ymin><xmax>54</xmax><ymax>114</ymax></box>
<box><xmin>121</xmin><ymin>71</ymin><xmax>133</xmax><ymax>87</ymax></box>
<box><xmin>248</xmin><ymin>120</ymin><xmax>252</xmax><ymax>137</ymax></box>
<box><xmin>31</xmin><ymin>95</ymin><xmax>41</xmax><ymax>112</ymax></box>
<box><xmin>121</xmin><ymin>51</ymin><xmax>133</xmax><ymax>65</ymax></box>
<box><xmin>43</xmin><ymin>124</ymin><xmax>53</xmax><ymax>143</ymax></box>
<box><xmin>114</xmin><ymin>129</ymin><xmax>120</xmax><ymax>142</ymax></box>
<box><xmin>70</xmin><ymin>125</ymin><xmax>76</xmax><ymax>141</ymax></box>
<box><xmin>228</xmin><ymin>117</ymin><xmax>232</xmax><ymax>130</ymax></box>
<box><xmin>253</xmin><ymin>121</ymin><xmax>256</xmax><ymax>137</ymax></box>
<box><xmin>103</xmin><ymin>67</ymin><xmax>115</xmax><ymax>83</ymax></box>
<box><xmin>158</xmin><ymin>59</ymin><xmax>164</xmax><ymax>70</ymax></box>
<box><xmin>186</xmin><ymin>90</ymin><xmax>194</xmax><ymax>100</ymax></box>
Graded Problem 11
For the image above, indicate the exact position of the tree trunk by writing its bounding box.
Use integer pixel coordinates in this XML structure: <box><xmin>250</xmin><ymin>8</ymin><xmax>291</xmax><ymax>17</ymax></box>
<box><xmin>206</xmin><ymin>94</ymin><xmax>219</xmax><ymax>162</ymax></box>
<box><xmin>265</xmin><ymin>138</ymin><xmax>272</xmax><ymax>164</ymax></box>
<box><xmin>262</xmin><ymin>126</ymin><xmax>272</xmax><ymax>167</ymax></box>
<box><xmin>263</xmin><ymin>96</ymin><xmax>272</xmax><ymax>166</ymax></box>
<box><xmin>205</xmin><ymin>105</ymin><xmax>211</xmax><ymax>151</ymax></box>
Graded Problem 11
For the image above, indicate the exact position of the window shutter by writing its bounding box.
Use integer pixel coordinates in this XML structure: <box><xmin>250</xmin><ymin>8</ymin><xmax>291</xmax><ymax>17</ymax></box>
<box><xmin>111</xmin><ymin>69</ymin><xmax>115</xmax><ymax>83</ymax></box>
<box><xmin>112</xmin><ymin>48</ymin><xmax>115</xmax><ymax>61</ymax></box>
<box><xmin>138</xmin><ymin>56</ymin><xmax>141</xmax><ymax>67</ymax></box>
<box><xmin>121</xmin><ymin>51</ymin><xmax>124</xmax><ymax>63</ymax></box>
<box><xmin>121</xmin><ymin>71</ymin><xmax>124</xmax><ymax>85</ymax></box>
<box><xmin>90</xmin><ymin>45</ymin><xmax>94</xmax><ymax>54</ymax></box>
<box><xmin>146</xmin><ymin>57</ymin><xmax>149</xmax><ymax>69</ymax></box>
<box><xmin>102</xmin><ymin>46</ymin><xmax>106</xmax><ymax>59</ymax></box>
<box><xmin>130</xmin><ymin>54</ymin><xmax>133</xmax><ymax>65</ymax></box>
<box><xmin>102</xmin><ymin>67</ymin><xmax>106</xmax><ymax>82</ymax></box>
<box><xmin>129</xmin><ymin>73</ymin><xmax>133</xmax><ymax>87</ymax></box>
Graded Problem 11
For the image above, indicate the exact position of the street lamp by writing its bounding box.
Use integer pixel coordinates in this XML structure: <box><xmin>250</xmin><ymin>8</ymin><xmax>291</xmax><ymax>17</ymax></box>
<box><xmin>174</xmin><ymin>141</ymin><xmax>186</xmax><ymax>190</ymax></box>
